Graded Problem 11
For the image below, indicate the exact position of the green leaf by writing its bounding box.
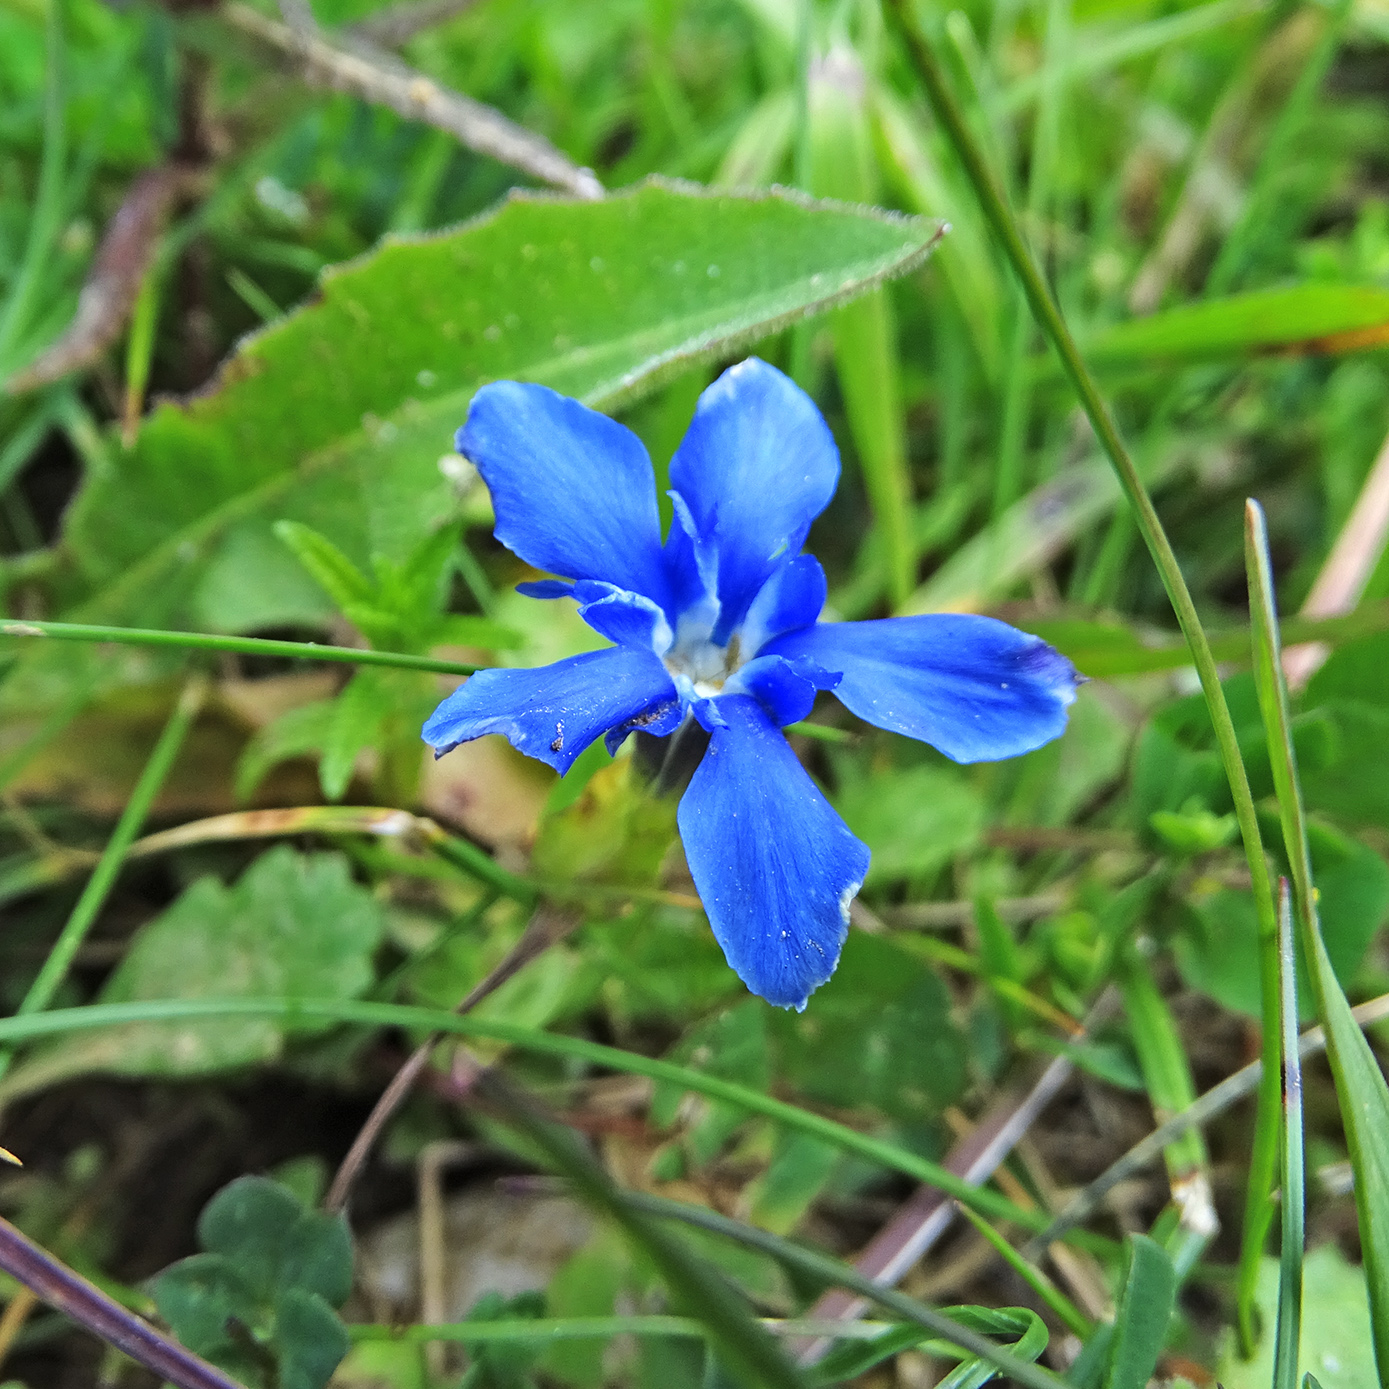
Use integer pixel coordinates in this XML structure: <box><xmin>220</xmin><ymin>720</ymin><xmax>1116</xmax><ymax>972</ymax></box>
<box><xmin>59</xmin><ymin>181</ymin><xmax>944</xmax><ymax>635</ymax></box>
<box><xmin>275</xmin><ymin>1287</ymin><xmax>352</xmax><ymax>1389</ymax></box>
<box><xmin>1102</xmin><ymin>1235</ymin><xmax>1175</xmax><ymax>1389</ymax></box>
<box><xmin>834</xmin><ymin>763</ymin><xmax>983</xmax><ymax>883</ymax></box>
<box><xmin>200</xmin><ymin>1177</ymin><xmax>308</xmax><ymax>1298</ymax></box>
<box><xmin>0</xmin><ymin>847</ymin><xmax>385</xmax><ymax>1099</ymax></box>
<box><xmin>235</xmin><ymin>699</ymin><xmax>337</xmax><ymax>803</ymax></box>
<box><xmin>1079</xmin><ymin>283</ymin><xmax>1389</xmax><ymax>367</ymax></box>
<box><xmin>152</xmin><ymin>1252</ymin><xmax>261</xmax><ymax>1359</ymax></box>
<box><xmin>319</xmin><ymin>671</ymin><xmax>388</xmax><ymax>800</ymax></box>
<box><xmin>274</xmin><ymin>520</ymin><xmax>373</xmax><ymax>611</ymax></box>
<box><xmin>774</xmin><ymin>934</ymin><xmax>965</xmax><ymax>1121</ymax></box>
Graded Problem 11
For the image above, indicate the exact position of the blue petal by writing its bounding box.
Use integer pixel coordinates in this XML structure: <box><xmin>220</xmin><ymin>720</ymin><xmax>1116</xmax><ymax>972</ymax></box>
<box><xmin>667</xmin><ymin>360</ymin><xmax>839</xmax><ymax>642</ymax></box>
<box><xmin>764</xmin><ymin>615</ymin><xmax>1079</xmax><ymax>763</ymax></box>
<box><xmin>677</xmin><ymin>695</ymin><xmax>870</xmax><ymax>1009</ymax></box>
<box><xmin>422</xmin><ymin>646</ymin><xmax>679</xmax><ymax>775</ymax></box>
<box><xmin>572</xmin><ymin>581</ymin><xmax>674</xmax><ymax>655</ymax></box>
<box><xmin>740</xmin><ymin>555</ymin><xmax>828</xmax><ymax>656</ymax></box>
<box><xmin>459</xmin><ymin>382</ymin><xmax>670</xmax><ymax>607</ymax></box>
<box><xmin>723</xmin><ymin>654</ymin><xmax>819</xmax><ymax>727</ymax></box>
<box><xmin>516</xmin><ymin>579</ymin><xmax>576</xmax><ymax>600</ymax></box>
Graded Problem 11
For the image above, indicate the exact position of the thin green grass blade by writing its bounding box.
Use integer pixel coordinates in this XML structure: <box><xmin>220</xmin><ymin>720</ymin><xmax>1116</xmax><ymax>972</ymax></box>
<box><xmin>0</xmin><ymin>619</ymin><xmax>485</xmax><ymax>675</ymax></box>
<box><xmin>0</xmin><ymin>996</ymin><xmax>1048</xmax><ymax>1235</ymax></box>
<box><xmin>1115</xmin><ymin>947</ymin><xmax>1214</xmax><ymax>1273</ymax></box>
<box><xmin>621</xmin><ymin>1192</ymin><xmax>1063</xmax><ymax>1389</ymax></box>
<box><xmin>1246</xmin><ymin>498</ymin><xmax>1389</xmax><ymax>1376</ymax></box>
<box><xmin>882</xmin><ymin>2</ymin><xmax>1284</xmax><ymax>1353</ymax></box>
<box><xmin>0</xmin><ymin>676</ymin><xmax>206</xmax><ymax>1079</ymax></box>
<box><xmin>0</xmin><ymin>0</ymin><xmax>67</xmax><ymax>371</ymax></box>
<box><xmin>467</xmin><ymin>1067</ymin><xmax>812</xmax><ymax>1389</ymax></box>
<box><xmin>1273</xmin><ymin>878</ymin><xmax>1305</xmax><ymax>1389</ymax></box>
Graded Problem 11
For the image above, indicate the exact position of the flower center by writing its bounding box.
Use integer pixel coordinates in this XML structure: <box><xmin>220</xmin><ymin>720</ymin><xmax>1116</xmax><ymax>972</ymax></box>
<box><xmin>663</xmin><ymin>631</ymin><xmax>746</xmax><ymax>699</ymax></box>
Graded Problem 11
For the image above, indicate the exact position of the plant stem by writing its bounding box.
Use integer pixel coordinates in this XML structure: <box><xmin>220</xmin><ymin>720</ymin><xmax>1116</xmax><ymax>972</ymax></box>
<box><xmin>0</xmin><ymin>618</ymin><xmax>477</xmax><ymax>676</ymax></box>
<box><xmin>882</xmin><ymin>0</ymin><xmax>1282</xmax><ymax>1330</ymax></box>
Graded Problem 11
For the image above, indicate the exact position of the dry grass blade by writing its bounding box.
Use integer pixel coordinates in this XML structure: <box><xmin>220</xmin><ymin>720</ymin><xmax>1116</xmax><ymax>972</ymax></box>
<box><xmin>350</xmin><ymin>0</ymin><xmax>482</xmax><ymax>47</ymax></box>
<box><xmin>325</xmin><ymin>905</ymin><xmax>583</xmax><ymax>1212</ymax></box>
<box><xmin>5</xmin><ymin>164</ymin><xmax>200</xmax><ymax>395</ymax></box>
<box><xmin>223</xmin><ymin>4</ymin><xmax>602</xmax><ymax>198</ymax></box>
<box><xmin>1283</xmin><ymin>419</ymin><xmax>1389</xmax><ymax>689</ymax></box>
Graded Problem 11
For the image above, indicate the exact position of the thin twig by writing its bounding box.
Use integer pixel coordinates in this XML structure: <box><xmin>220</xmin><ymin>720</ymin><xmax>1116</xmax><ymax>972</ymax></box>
<box><xmin>325</xmin><ymin>905</ymin><xmax>582</xmax><ymax>1212</ymax></box>
<box><xmin>0</xmin><ymin>1216</ymin><xmax>242</xmax><ymax>1389</ymax></box>
<box><xmin>351</xmin><ymin>0</ymin><xmax>481</xmax><ymax>47</ymax></box>
<box><xmin>1283</xmin><ymin>420</ymin><xmax>1389</xmax><ymax>690</ymax></box>
<box><xmin>5</xmin><ymin>164</ymin><xmax>202</xmax><ymax>395</ymax></box>
<box><xmin>1023</xmin><ymin>987</ymin><xmax>1389</xmax><ymax>1254</ymax></box>
<box><xmin>223</xmin><ymin>3</ymin><xmax>602</xmax><ymax>198</ymax></box>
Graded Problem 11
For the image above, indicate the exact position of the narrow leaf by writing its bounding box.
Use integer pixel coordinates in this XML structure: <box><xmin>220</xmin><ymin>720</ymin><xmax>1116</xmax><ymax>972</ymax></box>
<box><xmin>1246</xmin><ymin>498</ymin><xmax>1389</xmax><ymax>1377</ymax></box>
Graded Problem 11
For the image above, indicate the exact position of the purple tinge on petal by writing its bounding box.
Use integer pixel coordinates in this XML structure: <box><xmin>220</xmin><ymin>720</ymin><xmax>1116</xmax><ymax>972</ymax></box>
<box><xmin>422</xmin><ymin>645</ymin><xmax>678</xmax><ymax>776</ymax></box>
<box><xmin>458</xmin><ymin>381</ymin><xmax>671</xmax><ymax>608</ymax></box>
<box><xmin>677</xmin><ymin>695</ymin><xmax>870</xmax><ymax>1009</ymax></box>
<box><xmin>764</xmin><ymin>614</ymin><xmax>1079</xmax><ymax>763</ymax></box>
<box><xmin>667</xmin><ymin>359</ymin><xmax>840</xmax><ymax>642</ymax></box>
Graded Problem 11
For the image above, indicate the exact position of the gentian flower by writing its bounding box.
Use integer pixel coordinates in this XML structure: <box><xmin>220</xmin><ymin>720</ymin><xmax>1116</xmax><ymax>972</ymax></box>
<box><xmin>424</xmin><ymin>359</ymin><xmax>1079</xmax><ymax>1009</ymax></box>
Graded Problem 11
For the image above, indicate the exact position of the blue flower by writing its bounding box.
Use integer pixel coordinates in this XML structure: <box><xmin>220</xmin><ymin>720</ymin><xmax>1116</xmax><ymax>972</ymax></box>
<box><xmin>424</xmin><ymin>359</ymin><xmax>1079</xmax><ymax>1009</ymax></box>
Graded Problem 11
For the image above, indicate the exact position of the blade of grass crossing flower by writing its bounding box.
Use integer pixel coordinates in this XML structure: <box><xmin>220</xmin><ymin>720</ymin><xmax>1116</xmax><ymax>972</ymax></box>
<box><xmin>0</xmin><ymin>676</ymin><xmax>207</xmax><ymax>1080</ymax></box>
<box><xmin>1102</xmin><ymin>1236</ymin><xmax>1175</xmax><ymax>1389</ymax></box>
<box><xmin>807</xmin><ymin>46</ymin><xmax>915</xmax><ymax>607</ymax></box>
<box><xmin>883</xmin><ymin>0</ymin><xmax>1283</xmax><ymax>1352</ymax></box>
<box><xmin>467</xmin><ymin>1067</ymin><xmax>813</xmax><ymax>1389</ymax></box>
<box><xmin>1246</xmin><ymin>498</ymin><xmax>1389</xmax><ymax>1376</ymax></box>
<box><xmin>1273</xmin><ymin>878</ymin><xmax>1305</xmax><ymax>1389</ymax></box>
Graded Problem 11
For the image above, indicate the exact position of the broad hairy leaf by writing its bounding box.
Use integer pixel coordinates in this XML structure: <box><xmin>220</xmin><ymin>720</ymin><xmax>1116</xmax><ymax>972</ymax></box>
<box><xmin>59</xmin><ymin>179</ymin><xmax>944</xmax><ymax>635</ymax></box>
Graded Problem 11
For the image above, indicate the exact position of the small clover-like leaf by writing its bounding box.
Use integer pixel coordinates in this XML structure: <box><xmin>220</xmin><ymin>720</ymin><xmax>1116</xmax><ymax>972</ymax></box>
<box><xmin>274</xmin><ymin>1287</ymin><xmax>352</xmax><ymax>1389</ymax></box>
<box><xmin>199</xmin><ymin>1176</ymin><xmax>305</xmax><ymax>1300</ymax></box>
<box><xmin>277</xmin><ymin>1208</ymin><xmax>353</xmax><ymax>1309</ymax></box>
<box><xmin>152</xmin><ymin>1251</ymin><xmax>261</xmax><ymax>1358</ymax></box>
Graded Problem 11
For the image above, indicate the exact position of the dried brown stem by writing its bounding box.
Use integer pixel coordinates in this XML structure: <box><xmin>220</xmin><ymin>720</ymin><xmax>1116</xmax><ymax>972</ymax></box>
<box><xmin>1283</xmin><ymin>419</ymin><xmax>1389</xmax><ymax>690</ymax></box>
<box><xmin>223</xmin><ymin>3</ymin><xmax>602</xmax><ymax>198</ymax></box>
<box><xmin>792</xmin><ymin>988</ymin><xmax>1119</xmax><ymax>1365</ymax></box>
<box><xmin>325</xmin><ymin>905</ymin><xmax>582</xmax><ymax>1213</ymax></box>
<box><xmin>351</xmin><ymin>0</ymin><xmax>481</xmax><ymax>48</ymax></box>
<box><xmin>0</xmin><ymin>1216</ymin><xmax>241</xmax><ymax>1389</ymax></box>
<box><xmin>6</xmin><ymin>164</ymin><xmax>201</xmax><ymax>395</ymax></box>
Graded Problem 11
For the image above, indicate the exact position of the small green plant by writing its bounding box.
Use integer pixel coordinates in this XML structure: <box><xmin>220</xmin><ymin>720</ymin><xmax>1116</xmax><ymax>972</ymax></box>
<box><xmin>152</xmin><ymin>1176</ymin><xmax>354</xmax><ymax>1389</ymax></box>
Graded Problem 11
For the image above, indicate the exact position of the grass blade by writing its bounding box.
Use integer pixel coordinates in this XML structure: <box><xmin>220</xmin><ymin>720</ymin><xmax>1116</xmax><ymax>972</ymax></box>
<box><xmin>881</xmin><ymin>4</ymin><xmax>1284</xmax><ymax>1354</ymax></box>
<box><xmin>1273</xmin><ymin>878</ymin><xmax>1305</xmax><ymax>1389</ymax></box>
<box><xmin>467</xmin><ymin>1066</ymin><xmax>812</xmax><ymax>1389</ymax></box>
<box><xmin>1246</xmin><ymin>497</ymin><xmax>1389</xmax><ymax>1376</ymax></box>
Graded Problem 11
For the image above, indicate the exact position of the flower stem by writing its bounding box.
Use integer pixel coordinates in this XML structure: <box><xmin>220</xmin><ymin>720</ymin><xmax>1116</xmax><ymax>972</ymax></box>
<box><xmin>0</xmin><ymin>618</ymin><xmax>477</xmax><ymax>676</ymax></box>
